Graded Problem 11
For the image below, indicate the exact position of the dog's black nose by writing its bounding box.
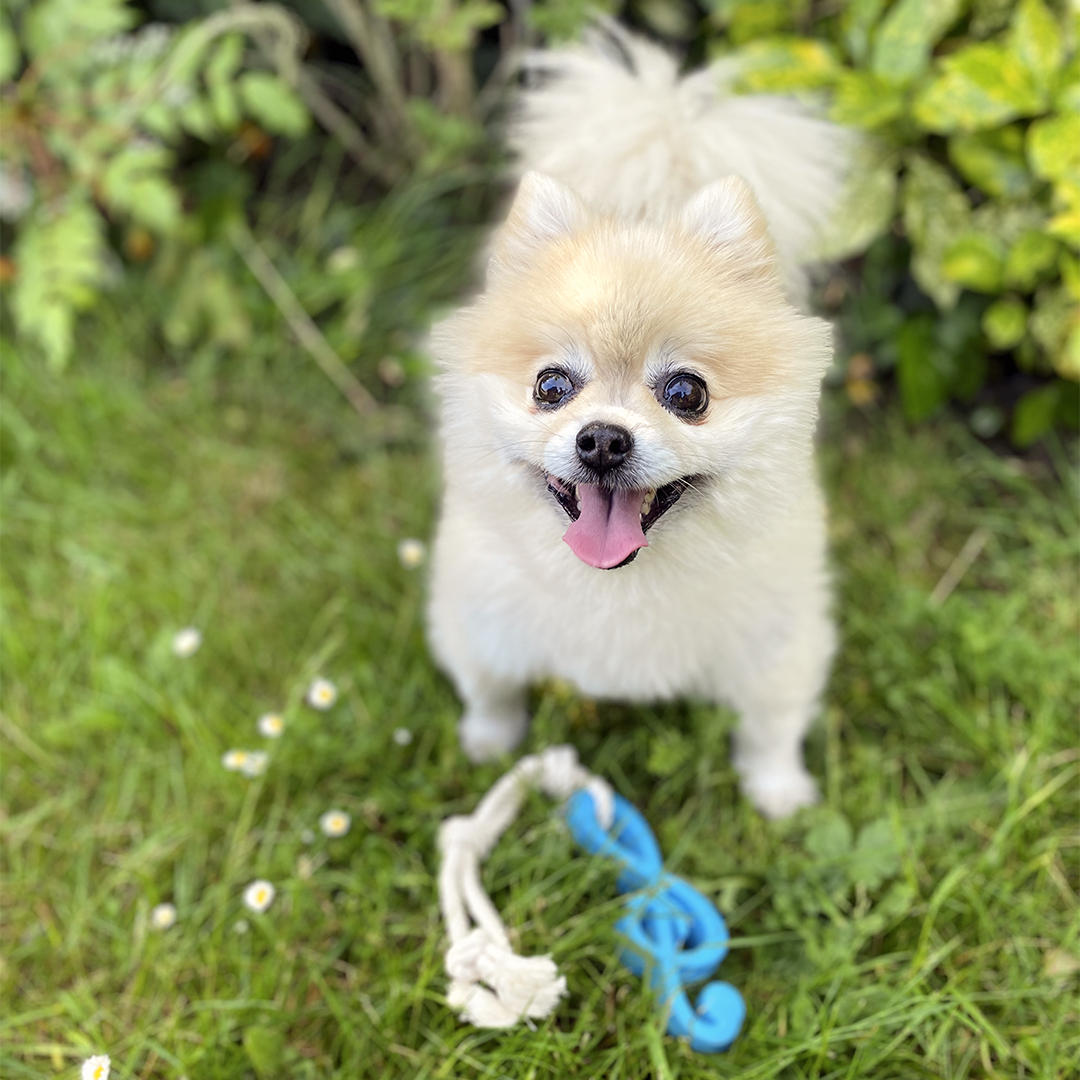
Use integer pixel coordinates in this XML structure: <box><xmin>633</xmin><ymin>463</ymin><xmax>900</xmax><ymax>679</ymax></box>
<box><xmin>576</xmin><ymin>422</ymin><xmax>633</xmax><ymax>474</ymax></box>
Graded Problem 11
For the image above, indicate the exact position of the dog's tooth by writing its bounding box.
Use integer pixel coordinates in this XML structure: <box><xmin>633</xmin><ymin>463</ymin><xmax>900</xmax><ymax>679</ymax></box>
<box><xmin>640</xmin><ymin>489</ymin><xmax>655</xmax><ymax>516</ymax></box>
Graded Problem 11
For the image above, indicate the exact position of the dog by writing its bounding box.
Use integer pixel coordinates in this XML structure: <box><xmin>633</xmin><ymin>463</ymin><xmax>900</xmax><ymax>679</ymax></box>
<box><xmin>426</xmin><ymin>25</ymin><xmax>854</xmax><ymax>818</ymax></box>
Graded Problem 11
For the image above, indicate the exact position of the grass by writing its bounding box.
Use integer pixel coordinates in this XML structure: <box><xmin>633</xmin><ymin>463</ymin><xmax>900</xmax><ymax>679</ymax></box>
<box><xmin>2</xmin><ymin>281</ymin><xmax>1078</xmax><ymax>1080</ymax></box>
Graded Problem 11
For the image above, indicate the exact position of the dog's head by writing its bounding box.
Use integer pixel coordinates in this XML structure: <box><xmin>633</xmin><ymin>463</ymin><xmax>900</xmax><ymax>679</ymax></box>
<box><xmin>434</xmin><ymin>173</ymin><xmax>832</xmax><ymax>569</ymax></box>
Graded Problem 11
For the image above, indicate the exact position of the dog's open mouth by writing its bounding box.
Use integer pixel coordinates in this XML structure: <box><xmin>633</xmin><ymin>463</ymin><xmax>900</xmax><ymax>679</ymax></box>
<box><xmin>545</xmin><ymin>474</ymin><xmax>693</xmax><ymax>570</ymax></box>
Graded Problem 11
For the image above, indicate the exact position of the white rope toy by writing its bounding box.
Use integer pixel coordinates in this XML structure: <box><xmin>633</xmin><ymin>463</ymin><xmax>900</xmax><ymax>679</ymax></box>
<box><xmin>437</xmin><ymin>745</ymin><xmax>615</xmax><ymax>1028</ymax></box>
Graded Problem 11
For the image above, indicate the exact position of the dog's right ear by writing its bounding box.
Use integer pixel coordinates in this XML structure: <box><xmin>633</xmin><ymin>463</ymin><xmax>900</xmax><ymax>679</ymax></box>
<box><xmin>681</xmin><ymin>176</ymin><xmax>780</xmax><ymax>284</ymax></box>
<box><xmin>490</xmin><ymin>172</ymin><xmax>587</xmax><ymax>277</ymax></box>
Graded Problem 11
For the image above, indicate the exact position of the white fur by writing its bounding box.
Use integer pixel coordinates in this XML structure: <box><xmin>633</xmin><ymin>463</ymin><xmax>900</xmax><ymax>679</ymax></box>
<box><xmin>510</xmin><ymin>22</ymin><xmax>854</xmax><ymax>305</ymax></box>
<box><xmin>426</xmin><ymin>26</ymin><xmax>851</xmax><ymax>818</ymax></box>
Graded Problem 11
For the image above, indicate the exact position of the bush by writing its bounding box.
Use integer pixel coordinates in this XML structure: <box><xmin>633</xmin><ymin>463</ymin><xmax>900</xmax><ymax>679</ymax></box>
<box><xmin>707</xmin><ymin>0</ymin><xmax>1078</xmax><ymax>443</ymax></box>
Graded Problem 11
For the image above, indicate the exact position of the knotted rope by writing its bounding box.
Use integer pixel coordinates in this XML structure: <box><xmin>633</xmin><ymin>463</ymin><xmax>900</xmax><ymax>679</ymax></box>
<box><xmin>437</xmin><ymin>745</ymin><xmax>613</xmax><ymax>1027</ymax></box>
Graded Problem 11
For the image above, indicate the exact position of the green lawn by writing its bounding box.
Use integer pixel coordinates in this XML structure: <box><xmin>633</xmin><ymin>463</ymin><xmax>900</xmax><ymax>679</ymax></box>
<box><xmin>2</xmin><ymin>292</ymin><xmax>1077</xmax><ymax>1079</ymax></box>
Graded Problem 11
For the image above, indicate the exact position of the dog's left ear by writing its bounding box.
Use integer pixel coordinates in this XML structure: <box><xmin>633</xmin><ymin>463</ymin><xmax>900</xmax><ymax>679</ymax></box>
<box><xmin>490</xmin><ymin>172</ymin><xmax>587</xmax><ymax>278</ymax></box>
<box><xmin>681</xmin><ymin>176</ymin><xmax>780</xmax><ymax>283</ymax></box>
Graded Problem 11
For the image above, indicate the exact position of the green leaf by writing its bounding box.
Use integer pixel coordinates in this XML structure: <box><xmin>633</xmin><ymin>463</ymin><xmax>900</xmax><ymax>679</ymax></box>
<box><xmin>805</xmin><ymin>811</ymin><xmax>853</xmax><ymax>860</ymax></box>
<box><xmin>1027</xmin><ymin>113</ymin><xmax>1080</xmax><ymax>183</ymax></box>
<box><xmin>1061</xmin><ymin>251</ymin><xmax>1080</xmax><ymax>301</ymax></box>
<box><xmin>870</xmin><ymin>0</ymin><xmax>964</xmax><ymax>85</ymax></box>
<box><xmin>897</xmin><ymin>314</ymin><xmax>948</xmax><ymax>420</ymax></box>
<box><xmin>948</xmin><ymin>127</ymin><xmax>1033</xmax><ymax>199</ymax></box>
<box><xmin>708</xmin><ymin>0</ymin><xmax>799</xmax><ymax>45</ymax></box>
<box><xmin>1005</xmin><ymin>230</ymin><xmax>1059</xmax><ymax>291</ymax></box>
<box><xmin>205</xmin><ymin>32</ymin><xmax>244</xmax><ymax>86</ymax></box>
<box><xmin>902</xmin><ymin>155</ymin><xmax>970</xmax><ymax>309</ymax></box>
<box><xmin>1046</xmin><ymin>179</ymin><xmax>1080</xmax><ymax>250</ymax></box>
<box><xmin>1061</xmin><ymin>323</ymin><xmax>1080</xmax><ymax>381</ymax></box>
<box><xmin>210</xmin><ymin>81</ymin><xmax>241</xmax><ymax>132</ymax></box>
<box><xmin>11</xmin><ymin>197</ymin><xmax>106</xmax><ymax>369</ymax></box>
<box><xmin>982</xmin><ymin>296</ymin><xmax>1028</xmax><ymax>350</ymax></box>
<box><xmin>100</xmin><ymin>144</ymin><xmax>181</xmax><ymax>234</ymax></box>
<box><xmin>178</xmin><ymin>96</ymin><xmax>217</xmax><ymax>141</ymax></box>
<box><xmin>205</xmin><ymin>34</ymin><xmax>245</xmax><ymax>132</ymax></box>
<box><xmin>526</xmin><ymin>0</ymin><xmax>610</xmax><ymax>41</ymax></box>
<box><xmin>1031</xmin><ymin>284</ymin><xmax>1080</xmax><ymax>378</ymax></box>
<box><xmin>839</xmin><ymin>0</ymin><xmax>887</xmax><ymax>66</ymax></box>
<box><xmin>1010</xmin><ymin>0</ymin><xmax>1063</xmax><ymax>94</ymax></box>
<box><xmin>22</xmin><ymin>0</ymin><xmax>134</xmax><ymax>61</ymax></box>
<box><xmin>735</xmin><ymin>37</ymin><xmax>842</xmax><ymax>93</ymax></box>
<box><xmin>815</xmin><ymin>141</ymin><xmax>898</xmax><ymax>260</ymax></box>
<box><xmin>1011</xmin><ymin>382</ymin><xmax>1060</xmax><ymax>446</ymax></box>
<box><xmin>645</xmin><ymin>730</ymin><xmax>693</xmax><ymax>778</ymax></box>
<box><xmin>243</xmin><ymin>1026</ymin><xmax>284</xmax><ymax>1080</ymax></box>
<box><xmin>0</xmin><ymin>10</ymin><xmax>21</xmax><ymax>82</ymax></box>
<box><xmin>942</xmin><ymin>233</ymin><xmax>1006</xmax><ymax>293</ymax></box>
<box><xmin>913</xmin><ymin>42</ymin><xmax>1047</xmax><ymax>133</ymax></box>
<box><xmin>238</xmin><ymin>71</ymin><xmax>310</xmax><ymax>138</ymax></box>
<box><xmin>851</xmin><ymin>818</ymin><xmax>901</xmax><ymax>890</ymax></box>
<box><xmin>830</xmin><ymin>70</ymin><xmax>906</xmax><ymax>129</ymax></box>
<box><xmin>1054</xmin><ymin>53</ymin><xmax>1080</xmax><ymax>112</ymax></box>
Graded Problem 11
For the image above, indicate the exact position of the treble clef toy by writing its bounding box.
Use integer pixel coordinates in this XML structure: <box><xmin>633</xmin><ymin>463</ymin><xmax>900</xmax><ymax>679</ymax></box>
<box><xmin>565</xmin><ymin>788</ymin><xmax>745</xmax><ymax>1053</ymax></box>
<box><xmin>437</xmin><ymin>745</ymin><xmax>745</xmax><ymax>1052</ymax></box>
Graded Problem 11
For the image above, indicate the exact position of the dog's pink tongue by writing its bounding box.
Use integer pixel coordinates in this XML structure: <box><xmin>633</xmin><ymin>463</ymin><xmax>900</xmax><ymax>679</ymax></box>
<box><xmin>563</xmin><ymin>484</ymin><xmax>648</xmax><ymax>569</ymax></box>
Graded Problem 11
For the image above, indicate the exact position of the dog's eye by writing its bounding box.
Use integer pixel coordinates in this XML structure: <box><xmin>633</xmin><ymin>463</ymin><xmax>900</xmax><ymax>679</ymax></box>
<box><xmin>534</xmin><ymin>369</ymin><xmax>576</xmax><ymax>407</ymax></box>
<box><xmin>661</xmin><ymin>373</ymin><xmax>709</xmax><ymax>417</ymax></box>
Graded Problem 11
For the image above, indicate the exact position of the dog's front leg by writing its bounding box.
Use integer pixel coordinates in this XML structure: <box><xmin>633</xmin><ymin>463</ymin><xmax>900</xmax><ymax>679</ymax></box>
<box><xmin>731</xmin><ymin>705</ymin><xmax>821</xmax><ymax>819</ymax></box>
<box><xmin>455</xmin><ymin>672</ymin><xmax>529</xmax><ymax>763</ymax></box>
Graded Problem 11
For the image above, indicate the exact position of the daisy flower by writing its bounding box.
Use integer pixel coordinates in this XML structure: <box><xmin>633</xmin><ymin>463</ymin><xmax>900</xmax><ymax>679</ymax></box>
<box><xmin>222</xmin><ymin>749</ymin><xmax>249</xmax><ymax>772</ymax></box>
<box><xmin>150</xmin><ymin>902</ymin><xmax>177</xmax><ymax>930</ymax></box>
<box><xmin>257</xmin><ymin>712</ymin><xmax>284</xmax><ymax>738</ymax></box>
<box><xmin>239</xmin><ymin>750</ymin><xmax>268</xmax><ymax>778</ymax></box>
<box><xmin>172</xmin><ymin>627</ymin><xmax>202</xmax><ymax>657</ymax></box>
<box><xmin>319</xmin><ymin>809</ymin><xmax>351</xmax><ymax>838</ymax></box>
<box><xmin>300</xmin><ymin>828</ymin><xmax>315</xmax><ymax>845</ymax></box>
<box><xmin>392</xmin><ymin>727</ymin><xmax>413</xmax><ymax>746</ymax></box>
<box><xmin>396</xmin><ymin>538</ymin><xmax>426</xmax><ymax>569</ymax></box>
<box><xmin>81</xmin><ymin>1056</ymin><xmax>110</xmax><ymax>1080</ymax></box>
<box><xmin>305</xmin><ymin>678</ymin><xmax>337</xmax><ymax>710</ymax></box>
<box><xmin>234</xmin><ymin>918</ymin><xmax>250</xmax><ymax>934</ymax></box>
<box><xmin>243</xmin><ymin>880</ymin><xmax>275</xmax><ymax>913</ymax></box>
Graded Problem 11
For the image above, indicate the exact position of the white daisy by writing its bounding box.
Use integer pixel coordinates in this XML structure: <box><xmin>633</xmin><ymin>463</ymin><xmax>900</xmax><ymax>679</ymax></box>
<box><xmin>172</xmin><ymin>627</ymin><xmax>202</xmax><ymax>657</ymax></box>
<box><xmin>257</xmin><ymin>713</ymin><xmax>284</xmax><ymax>738</ymax></box>
<box><xmin>81</xmin><ymin>1056</ymin><xmax>110</xmax><ymax>1080</ymax></box>
<box><xmin>319</xmin><ymin>809</ymin><xmax>351</xmax><ymax>838</ymax></box>
<box><xmin>239</xmin><ymin>750</ymin><xmax>268</xmax><ymax>778</ymax></box>
<box><xmin>396</xmin><ymin>538</ymin><xmax>426</xmax><ymax>569</ymax></box>
<box><xmin>305</xmin><ymin>678</ymin><xmax>337</xmax><ymax>710</ymax></box>
<box><xmin>300</xmin><ymin>828</ymin><xmax>315</xmax><ymax>845</ymax></box>
<box><xmin>222</xmin><ymin>749</ymin><xmax>248</xmax><ymax>772</ymax></box>
<box><xmin>392</xmin><ymin>727</ymin><xmax>413</xmax><ymax>746</ymax></box>
<box><xmin>150</xmin><ymin>902</ymin><xmax>177</xmax><ymax>930</ymax></box>
<box><xmin>243</xmin><ymin>880</ymin><xmax>275</xmax><ymax>913</ymax></box>
<box><xmin>234</xmin><ymin>918</ymin><xmax>250</xmax><ymax>934</ymax></box>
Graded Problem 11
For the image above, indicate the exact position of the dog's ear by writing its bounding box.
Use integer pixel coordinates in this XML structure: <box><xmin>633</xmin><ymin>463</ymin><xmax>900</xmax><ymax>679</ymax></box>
<box><xmin>681</xmin><ymin>176</ymin><xmax>780</xmax><ymax>283</ymax></box>
<box><xmin>490</xmin><ymin>172</ymin><xmax>587</xmax><ymax>277</ymax></box>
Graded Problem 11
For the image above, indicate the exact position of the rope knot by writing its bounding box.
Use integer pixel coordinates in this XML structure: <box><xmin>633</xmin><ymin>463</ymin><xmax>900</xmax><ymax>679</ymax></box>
<box><xmin>445</xmin><ymin>928</ymin><xmax>567</xmax><ymax>1027</ymax></box>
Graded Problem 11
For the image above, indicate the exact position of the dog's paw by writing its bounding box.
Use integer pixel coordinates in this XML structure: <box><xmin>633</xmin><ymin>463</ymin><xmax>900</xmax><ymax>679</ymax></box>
<box><xmin>458</xmin><ymin>710</ymin><xmax>528</xmax><ymax>763</ymax></box>
<box><xmin>739</xmin><ymin>766</ymin><xmax>820</xmax><ymax>820</ymax></box>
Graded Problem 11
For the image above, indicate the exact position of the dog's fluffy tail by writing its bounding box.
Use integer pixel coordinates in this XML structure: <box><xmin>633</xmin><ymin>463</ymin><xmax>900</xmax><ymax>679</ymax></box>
<box><xmin>508</xmin><ymin>22</ymin><xmax>855</xmax><ymax>302</ymax></box>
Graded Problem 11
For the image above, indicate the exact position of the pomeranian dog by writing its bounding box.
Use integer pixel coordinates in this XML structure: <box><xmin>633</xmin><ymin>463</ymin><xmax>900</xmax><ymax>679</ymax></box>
<box><xmin>426</xmin><ymin>24</ymin><xmax>855</xmax><ymax>818</ymax></box>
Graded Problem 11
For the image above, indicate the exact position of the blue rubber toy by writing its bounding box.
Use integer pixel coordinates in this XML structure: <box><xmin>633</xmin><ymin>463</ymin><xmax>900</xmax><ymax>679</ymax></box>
<box><xmin>565</xmin><ymin>789</ymin><xmax>745</xmax><ymax>1053</ymax></box>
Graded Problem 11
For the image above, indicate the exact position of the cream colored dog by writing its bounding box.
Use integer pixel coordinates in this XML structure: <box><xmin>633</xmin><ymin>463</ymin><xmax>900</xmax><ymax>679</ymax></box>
<box><xmin>427</xmin><ymin>26</ymin><xmax>853</xmax><ymax>818</ymax></box>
